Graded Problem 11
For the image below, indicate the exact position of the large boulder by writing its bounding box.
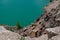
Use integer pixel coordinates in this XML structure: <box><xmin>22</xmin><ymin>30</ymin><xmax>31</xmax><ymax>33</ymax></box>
<box><xmin>45</xmin><ymin>27</ymin><xmax>60</xmax><ymax>34</ymax></box>
<box><xmin>0</xmin><ymin>26</ymin><xmax>7</xmax><ymax>31</ymax></box>
<box><xmin>0</xmin><ymin>26</ymin><xmax>21</xmax><ymax>40</ymax></box>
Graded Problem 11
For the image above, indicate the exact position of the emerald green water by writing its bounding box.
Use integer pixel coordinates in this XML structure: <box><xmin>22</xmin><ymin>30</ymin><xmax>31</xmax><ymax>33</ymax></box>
<box><xmin>0</xmin><ymin>0</ymin><xmax>50</xmax><ymax>27</ymax></box>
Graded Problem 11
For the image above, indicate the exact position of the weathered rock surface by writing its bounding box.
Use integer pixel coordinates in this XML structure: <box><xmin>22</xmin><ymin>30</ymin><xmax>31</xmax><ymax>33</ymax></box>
<box><xmin>49</xmin><ymin>35</ymin><xmax>60</xmax><ymax>40</ymax></box>
<box><xmin>46</xmin><ymin>27</ymin><xmax>60</xmax><ymax>34</ymax></box>
<box><xmin>0</xmin><ymin>26</ymin><xmax>21</xmax><ymax>40</ymax></box>
<box><xmin>25</xmin><ymin>34</ymin><xmax>48</xmax><ymax>40</ymax></box>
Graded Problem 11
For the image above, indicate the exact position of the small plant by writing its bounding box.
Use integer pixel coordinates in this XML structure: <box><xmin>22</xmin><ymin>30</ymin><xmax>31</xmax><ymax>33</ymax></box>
<box><xmin>9</xmin><ymin>29</ymin><xmax>14</xmax><ymax>32</ymax></box>
<box><xmin>16</xmin><ymin>22</ymin><xmax>22</xmax><ymax>29</ymax></box>
<box><xmin>50</xmin><ymin>0</ymin><xmax>53</xmax><ymax>2</ymax></box>
<box><xmin>20</xmin><ymin>37</ymin><xmax>25</xmax><ymax>40</ymax></box>
<box><xmin>0</xmin><ymin>24</ymin><xmax>6</xmax><ymax>26</ymax></box>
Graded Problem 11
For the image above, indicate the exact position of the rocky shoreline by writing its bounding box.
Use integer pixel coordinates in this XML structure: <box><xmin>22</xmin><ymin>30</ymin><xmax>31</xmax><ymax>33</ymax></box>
<box><xmin>19</xmin><ymin>0</ymin><xmax>60</xmax><ymax>40</ymax></box>
<box><xmin>0</xmin><ymin>0</ymin><xmax>60</xmax><ymax>40</ymax></box>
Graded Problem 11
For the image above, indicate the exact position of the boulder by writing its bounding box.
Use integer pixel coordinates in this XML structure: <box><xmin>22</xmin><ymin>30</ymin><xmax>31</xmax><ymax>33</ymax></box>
<box><xmin>0</xmin><ymin>26</ymin><xmax>21</xmax><ymax>40</ymax></box>
<box><xmin>0</xmin><ymin>26</ymin><xmax>7</xmax><ymax>31</ymax></box>
<box><xmin>45</xmin><ymin>27</ymin><xmax>60</xmax><ymax>34</ymax></box>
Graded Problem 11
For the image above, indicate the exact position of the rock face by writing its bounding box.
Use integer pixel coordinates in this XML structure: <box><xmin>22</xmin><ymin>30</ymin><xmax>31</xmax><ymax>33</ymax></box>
<box><xmin>46</xmin><ymin>27</ymin><xmax>60</xmax><ymax>34</ymax></box>
<box><xmin>0</xmin><ymin>26</ymin><xmax>21</xmax><ymax>40</ymax></box>
<box><xmin>18</xmin><ymin>0</ymin><xmax>60</xmax><ymax>40</ymax></box>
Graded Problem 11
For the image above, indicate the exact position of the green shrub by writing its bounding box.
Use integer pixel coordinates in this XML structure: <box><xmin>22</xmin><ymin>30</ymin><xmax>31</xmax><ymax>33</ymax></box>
<box><xmin>20</xmin><ymin>37</ymin><xmax>25</xmax><ymax>40</ymax></box>
<box><xmin>16</xmin><ymin>22</ymin><xmax>22</xmax><ymax>29</ymax></box>
<box><xmin>50</xmin><ymin>0</ymin><xmax>53</xmax><ymax>2</ymax></box>
<box><xmin>9</xmin><ymin>29</ymin><xmax>14</xmax><ymax>32</ymax></box>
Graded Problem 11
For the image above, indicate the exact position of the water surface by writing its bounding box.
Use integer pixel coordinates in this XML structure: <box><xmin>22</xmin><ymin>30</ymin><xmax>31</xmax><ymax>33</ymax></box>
<box><xmin>0</xmin><ymin>0</ymin><xmax>50</xmax><ymax>27</ymax></box>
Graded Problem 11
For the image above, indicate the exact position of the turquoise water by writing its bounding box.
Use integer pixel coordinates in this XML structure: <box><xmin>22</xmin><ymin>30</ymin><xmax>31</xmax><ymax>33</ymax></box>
<box><xmin>0</xmin><ymin>0</ymin><xmax>50</xmax><ymax>27</ymax></box>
